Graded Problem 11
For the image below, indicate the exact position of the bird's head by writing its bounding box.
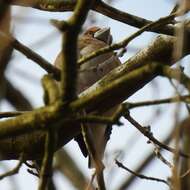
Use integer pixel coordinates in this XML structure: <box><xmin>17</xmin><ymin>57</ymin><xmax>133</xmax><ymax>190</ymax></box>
<box><xmin>84</xmin><ymin>27</ymin><xmax>112</xmax><ymax>45</ymax></box>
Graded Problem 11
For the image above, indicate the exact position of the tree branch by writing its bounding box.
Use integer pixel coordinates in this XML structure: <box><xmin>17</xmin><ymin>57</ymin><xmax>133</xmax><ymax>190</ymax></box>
<box><xmin>115</xmin><ymin>160</ymin><xmax>169</xmax><ymax>186</ymax></box>
<box><xmin>0</xmin><ymin>35</ymin><xmax>189</xmax><ymax>160</ymax></box>
<box><xmin>58</xmin><ymin>0</ymin><xmax>95</xmax><ymax>102</ymax></box>
<box><xmin>11</xmin><ymin>0</ymin><xmax>175</xmax><ymax>35</ymax></box>
<box><xmin>0</xmin><ymin>32</ymin><xmax>61</xmax><ymax>80</ymax></box>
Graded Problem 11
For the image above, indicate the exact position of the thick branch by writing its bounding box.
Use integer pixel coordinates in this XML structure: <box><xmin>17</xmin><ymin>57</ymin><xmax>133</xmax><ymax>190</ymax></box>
<box><xmin>11</xmin><ymin>0</ymin><xmax>175</xmax><ymax>35</ymax></box>
<box><xmin>0</xmin><ymin>35</ymin><xmax>189</xmax><ymax>160</ymax></box>
<box><xmin>94</xmin><ymin>0</ymin><xmax>174</xmax><ymax>35</ymax></box>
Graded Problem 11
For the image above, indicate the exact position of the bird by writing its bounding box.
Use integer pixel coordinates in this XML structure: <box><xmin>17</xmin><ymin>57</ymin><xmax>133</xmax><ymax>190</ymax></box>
<box><xmin>54</xmin><ymin>26</ymin><xmax>121</xmax><ymax>168</ymax></box>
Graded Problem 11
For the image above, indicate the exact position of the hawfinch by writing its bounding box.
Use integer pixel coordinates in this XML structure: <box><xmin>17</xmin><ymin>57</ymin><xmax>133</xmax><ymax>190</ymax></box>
<box><xmin>54</xmin><ymin>27</ymin><xmax>121</xmax><ymax>167</ymax></box>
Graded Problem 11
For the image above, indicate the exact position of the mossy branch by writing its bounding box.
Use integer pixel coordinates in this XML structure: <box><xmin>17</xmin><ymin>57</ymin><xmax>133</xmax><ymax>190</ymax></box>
<box><xmin>0</xmin><ymin>35</ymin><xmax>189</xmax><ymax>160</ymax></box>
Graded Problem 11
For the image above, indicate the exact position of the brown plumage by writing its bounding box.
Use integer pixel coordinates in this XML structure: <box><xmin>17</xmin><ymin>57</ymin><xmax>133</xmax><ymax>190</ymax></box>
<box><xmin>54</xmin><ymin>27</ymin><xmax>121</xmax><ymax>167</ymax></box>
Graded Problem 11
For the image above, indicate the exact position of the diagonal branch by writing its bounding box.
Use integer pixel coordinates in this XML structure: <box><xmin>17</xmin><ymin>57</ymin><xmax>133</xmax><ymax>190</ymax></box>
<box><xmin>94</xmin><ymin>0</ymin><xmax>174</xmax><ymax>35</ymax></box>
<box><xmin>11</xmin><ymin>0</ymin><xmax>175</xmax><ymax>35</ymax></box>
<box><xmin>0</xmin><ymin>153</ymin><xmax>24</xmax><ymax>180</ymax></box>
<box><xmin>0</xmin><ymin>35</ymin><xmax>189</xmax><ymax>160</ymax></box>
<box><xmin>115</xmin><ymin>160</ymin><xmax>169</xmax><ymax>186</ymax></box>
<box><xmin>78</xmin><ymin>12</ymin><xmax>177</xmax><ymax>66</ymax></box>
<box><xmin>0</xmin><ymin>32</ymin><xmax>61</xmax><ymax>80</ymax></box>
<box><xmin>124</xmin><ymin>110</ymin><xmax>189</xmax><ymax>158</ymax></box>
<box><xmin>117</xmin><ymin>128</ymin><xmax>174</xmax><ymax>190</ymax></box>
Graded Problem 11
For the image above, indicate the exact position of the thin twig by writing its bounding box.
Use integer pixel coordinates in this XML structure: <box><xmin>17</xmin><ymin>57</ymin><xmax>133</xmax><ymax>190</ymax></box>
<box><xmin>95</xmin><ymin>0</ymin><xmax>174</xmax><ymax>35</ymax></box>
<box><xmin>117</xmin><ymin>128</ymin><xmax>174</xmax><ymax>190</ymax></box>
<box><xmin>124</xmin><ymin>110</ymin><xmax>190</xmax><ymax>158</ymax></box>
<box><xmin>115</xmin><ymin>160</ymin><xmax>169</xmax><ymax>186</ymax></box>
<box><xmin>0</xmin><ymin>31</ymin><xmax>61</xmax><ymax>80</ymax></box>
<box><xmin>161</xmin><ymin>63</ymin><xmax>190</xmax><ymax>113</ymax></box>
<box><xmin>27</xmin><ymin>169</ymin><xmax>39</xmax><ymax>177</ymax></box>
<box><xmin>125</xmin><ymin>95</ymin><xmax>190</xmax><ymax>109</ymax></box>
<box><xmin>78</xmin><ymin>12</ymin><xmax>177</xmax><ymax>66</ymax></box>
<box><xmin>153</xmin><ymin>145</ymin><xmax>173</xmax><ymax>169</ymax></box>
<box><xmin>160</xmin><ymin>65</ymin><xmax>190</xmax><ymax>92</ymax></box>
<box><xmin>169</xmin><ymin>78</ymin><xmax>190</xmax><ymax>113</ymax></box>
<box><xmin>0</xmin><ymin>154</ymin><xmax>24</xmax><ymax>180</ymax></box>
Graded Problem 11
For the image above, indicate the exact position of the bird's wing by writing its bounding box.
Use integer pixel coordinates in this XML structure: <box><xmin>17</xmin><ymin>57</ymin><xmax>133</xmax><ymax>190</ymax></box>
<box><xmin>75</xmin><ymin>33</ymin><xmax>121</xmax><ymax>166</ymax></box>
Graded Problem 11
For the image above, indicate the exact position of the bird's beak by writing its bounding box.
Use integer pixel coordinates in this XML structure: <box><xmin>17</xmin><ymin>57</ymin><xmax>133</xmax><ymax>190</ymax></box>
<box><xmin>94</xmin><ymin>27</ymin><xmax>112</xmax><ymax>45</ymax></box>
